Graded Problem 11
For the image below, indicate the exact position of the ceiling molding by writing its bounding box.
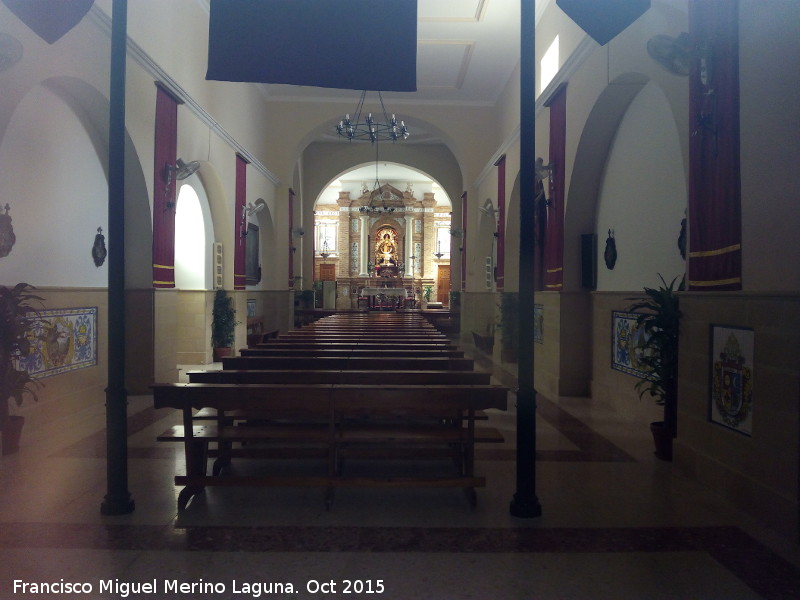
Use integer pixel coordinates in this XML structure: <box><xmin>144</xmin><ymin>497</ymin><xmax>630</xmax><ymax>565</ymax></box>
<box><xmin>473</xmin><ymin>33</ymin><xmax>596</xmax><ymax>189</ymax></box>
<box><xmin>86</xmin><ymin>4</ymin><xmax>279</xmax><ymax>185</ymax></box>
<box><xmin>419</xmin><ymin>0</ymin><xmax>488</xmax><ymax>23</ymax></box>
<box><xmin>417</xmin><ymin>40</ymin><xmax>475</xmax><ymax>91</ymax></box>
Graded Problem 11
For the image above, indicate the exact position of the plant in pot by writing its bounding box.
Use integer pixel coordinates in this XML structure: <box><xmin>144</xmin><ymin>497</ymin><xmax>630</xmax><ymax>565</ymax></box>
<box><xmin>627</xmin><ymin>275</ymin><xmax>683</xmax><ymax>461</ymax></box>
<box><xmin>0</xmin><ymin>283</ymin><xmax>47</xmax><ymax>455</ymax></box>
<box><xmin>422</xmin><ymin>285</ymin><xmax>434</xmax><ymax>308</ymax></box>
<box><xmin>211</xmin><ymin>288</ymin><xmax>237</xmax><ymax>362</ymax></box>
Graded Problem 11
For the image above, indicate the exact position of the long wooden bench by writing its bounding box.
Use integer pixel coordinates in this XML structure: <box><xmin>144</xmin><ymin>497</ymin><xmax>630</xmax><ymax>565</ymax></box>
<box><xmin>278</xmin><ymin>332</ymin><xmax>449</xmax><ymax>339</ymax></box>
<box><xmin>188</xmin><ymin>369</ymin><xmax>491</xmax><ymax>385</ymax></box>
<box><xmin>222</xmin><ymin>355</ymin><xmax>475</xmax><ymax>371</ymax></box>
<box><xmin>254</xmin><ymin>342</ymin><xmax>459</xmax><ymax>351</ymax></box>
<box><xmin>153</xmin><ymin>382</ymin><xmax>507</xmax><ymax>510</ymax></box>
<box><xmin>238</xmin><ymin>348</ymin><xmax>465</xmax><ymax>358</ymax></box>
<box><xmin>187</xmin><ymin>370</ymin><xmax>495</xmax><ymax>423</ymax></box>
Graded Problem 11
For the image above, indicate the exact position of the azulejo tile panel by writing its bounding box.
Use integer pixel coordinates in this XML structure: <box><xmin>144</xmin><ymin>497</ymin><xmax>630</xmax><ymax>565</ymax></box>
<box><xmin>611</xmin><ymin>310</ymin><xmax>648</xmax><ymax>378</ymax></box>
<box><xmin>19</xmin><ymin>307</ymin><xmax>97</xmax><ymax>379</ymax></box>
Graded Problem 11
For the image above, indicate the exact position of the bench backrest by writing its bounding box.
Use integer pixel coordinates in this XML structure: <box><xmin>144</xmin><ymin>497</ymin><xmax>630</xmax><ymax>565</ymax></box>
<box><xmin>238</xmin><ymin>348</ymin><xmax>465</xmax><ymax>358</ymax></box>
<box><xmin>222</xmin><ymin>356</ymin><xmax>474</xmax><ymax>371</ymax></box>
<box><xmin>152</xmin><ymin>382</ymin><xmax>507</xmax><ymax>413</ymax></box>
<box><xmin>187</xmin><ymin>369</ymin><xmax>491</xmax><ymax>385</ymax></box>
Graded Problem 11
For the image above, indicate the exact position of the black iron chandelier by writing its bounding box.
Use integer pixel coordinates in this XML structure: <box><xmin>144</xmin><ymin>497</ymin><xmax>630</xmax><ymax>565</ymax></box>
<box><xmin>358</xmin><ymin>140</ymin><xmax>396</xmax><ymax>214</ymax></box>
<box><xmin>336</xmin><ymin>91</ymin><xmax>409</xmax><ymax>142</ymax></box>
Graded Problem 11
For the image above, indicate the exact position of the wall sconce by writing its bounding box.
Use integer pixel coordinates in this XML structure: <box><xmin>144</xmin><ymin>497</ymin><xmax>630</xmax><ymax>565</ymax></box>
<box><xmin>449</xmin><ymin>228</ymin><xmax>463</xmax><ymax>239</ymax></box>
<box><xmin>534</xmin><ymin>157</ymin><xmax>554</xmax><ymax>182</ymax></box>
<box><xmin>479</xmin><ymin>203</ymin><xmax>499</xmax><ymax>218</ymax></box>
<box><xmin>163</xmin><ymin>158</ymin><xmax>200</xmax><ymax>209</ymax></box>
<box><xmin>0</xmin><ymin>203</ymin><xmax>15</xmax><ymax>258</ymax></box>
<box><xmin>240</xmin><ymin>198</ymin><xmax>266</xmax><ymax>237</ymax></box>
<box><xmin>246</xmin><ymin>198</ymin><xmax>266</xmax><ymax>217</ymax></box>
<box><xmin>92</xmin><ymin>227</ymin><xmax>107</xmax><ymax>267</ymax></box>
<box><xmin>292</xmin><ymin>227</ymin><xmax>305</xmax><ymax>238</ymax></box>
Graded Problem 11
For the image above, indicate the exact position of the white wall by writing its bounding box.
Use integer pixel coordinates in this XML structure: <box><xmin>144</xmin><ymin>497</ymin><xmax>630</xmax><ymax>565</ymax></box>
<box><xmin>595</xmin><ymin>82</ymin><xmax>686</xmax><ymax>291</ymax></box>
<box><xmin>0</xmin><ymin>84</ymin><xmax>108</xmax><ymax>287</ymax></box>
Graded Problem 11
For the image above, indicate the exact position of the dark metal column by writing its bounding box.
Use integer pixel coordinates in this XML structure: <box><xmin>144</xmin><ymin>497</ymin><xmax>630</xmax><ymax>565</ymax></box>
<box><xmin>510</xmin><ymin>0</ymin><xmax>542</xmax><ymax>519</ymax></box>
<box><xmin>101</xmin><ymin>0</ymin><xmax>135</xmax><ymax>516</ymax></box>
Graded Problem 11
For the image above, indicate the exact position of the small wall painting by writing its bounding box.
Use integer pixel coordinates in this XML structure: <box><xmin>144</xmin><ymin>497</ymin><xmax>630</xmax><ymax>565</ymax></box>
<box><xmin>611</xmin><ymin>310</ymin><xmax>649</xmax><ymax>378</ymax></box>
<box><xmin>709</xmin><ymin>325</ymin><xmax>754</xmax><ymax>436</ymax></box>
<box><xmin>19</xmin><ymin>307</ymin><xmax>98</xmax><ymax>379</ymax></box>
<box><xmin>534</xmin><ymin>304</ymin><xmax>544</xmax><ymax>344</ymax></box>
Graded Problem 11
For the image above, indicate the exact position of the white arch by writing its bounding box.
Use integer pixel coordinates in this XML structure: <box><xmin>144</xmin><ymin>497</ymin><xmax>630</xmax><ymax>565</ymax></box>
<box><xmin>175</xmin><ymin>182</ymin><xmax>214</xmax><ymax>290</ymax></box>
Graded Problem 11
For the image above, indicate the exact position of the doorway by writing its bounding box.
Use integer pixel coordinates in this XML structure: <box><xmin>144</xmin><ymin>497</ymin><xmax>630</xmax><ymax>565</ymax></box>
<box><xmin>437</xmin><ymin>265</ymin><xmax>451</xmax><ymax>305</ymax></box>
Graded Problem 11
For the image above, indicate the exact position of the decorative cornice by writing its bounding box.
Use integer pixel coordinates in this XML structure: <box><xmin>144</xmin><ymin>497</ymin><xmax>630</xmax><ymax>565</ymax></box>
<box><xmin>87</xmin><ymin>5</ymin><xmax>279</xmax><ymax>185</ymax></box>
<box><xmin>474</xmin><ymin>33</ymin><xmax>596</xmax><ymax>189</ymax></box>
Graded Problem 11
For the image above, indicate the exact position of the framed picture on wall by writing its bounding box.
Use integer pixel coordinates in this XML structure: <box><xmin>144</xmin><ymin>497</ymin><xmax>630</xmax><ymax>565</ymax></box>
<box><xmin>245</xmin><ymin>223</ymin><xmax>261</xmax><ymax>285</ymax></box>
<box><xmin>611</xmin><ymin>310</ymin><xmax>649</xmax><ymax>378</ymax></box>
<box><xmin>709</xmin><ymin>324</ymin><xmax>754</xmax><ymax>436</ymax></box>
<box><xmin>534</xmin><ymin>304</ymin><xmax>544</xmax><ymax>344</ymax></box>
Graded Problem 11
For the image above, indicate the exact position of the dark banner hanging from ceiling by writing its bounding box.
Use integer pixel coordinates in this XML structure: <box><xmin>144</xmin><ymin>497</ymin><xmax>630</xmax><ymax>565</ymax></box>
<box><xmin>556</xmin><ymin>0</ymin><xmax>650</xmax><ymax>46</ymax></box>
<box><xmin>2</xmin><ymin>0</ymin><xmax>94</xmax><ymax>44</ymax></box>
<box><xmin>206</xmin><ymin>0</ymin><xmax>418</xmax><ymax>92</ymax></box>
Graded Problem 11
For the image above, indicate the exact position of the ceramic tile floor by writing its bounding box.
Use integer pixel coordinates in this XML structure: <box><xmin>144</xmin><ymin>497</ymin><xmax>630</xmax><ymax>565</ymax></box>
<box><xmin>1</xmin><ymin>357</ymin><xmax>800</xmax><ymax>599</ymax></box>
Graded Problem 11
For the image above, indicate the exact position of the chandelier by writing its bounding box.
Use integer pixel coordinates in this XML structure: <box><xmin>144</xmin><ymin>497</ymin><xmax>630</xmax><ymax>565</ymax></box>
<box><xmin>336</xmin><ymin>91</ymin><xmax>409</xmax><ymax>142</ymax></box>
<box><xmin>358</xmin><ymin>138</ymin><xmax>397</xmax><ymax>214</ymax></box>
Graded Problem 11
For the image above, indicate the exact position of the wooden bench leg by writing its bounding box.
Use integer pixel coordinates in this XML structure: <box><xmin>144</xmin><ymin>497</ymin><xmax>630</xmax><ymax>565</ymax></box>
<box><xmin>178</xmin><ymin>438</ymin><xmax>208</xmax><ymax>511</ymax></box>
<box><xmin>212</xmin><ymin>440</ymin><xmax>232</xmax><ymax>476</ymax></box>
<box><xmin>462</xmin><ymin>486</ymin><xmax>477</xmax><ymax>509</ymax></box>
<box><xmin>177</xmin><ymin>485</ymin><xmax>204</xmax><ymax>511</ymax></box>
<box><xmin>324</xmin><ymin>486</ymin><xmax>336</xmax><ymax>511</ymax></box>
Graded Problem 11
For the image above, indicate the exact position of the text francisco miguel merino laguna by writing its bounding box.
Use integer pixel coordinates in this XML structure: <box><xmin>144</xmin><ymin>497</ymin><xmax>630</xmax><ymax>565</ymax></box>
<box><xmin>12</xmin><ymin>577</ymin><xmax>379</xmax><ymax>596</ymax></box>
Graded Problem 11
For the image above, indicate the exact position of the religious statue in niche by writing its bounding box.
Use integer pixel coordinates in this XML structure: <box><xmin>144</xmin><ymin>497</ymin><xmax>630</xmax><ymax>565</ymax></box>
<box><xmin>0</xmin><ymin>203</ymin><xmax>16</xmax><ymax>258</ymax></box>
<box><xmin>374</xmin><ymin>227</ymin><xmax>399</xmax><ymax>277</ymax></box>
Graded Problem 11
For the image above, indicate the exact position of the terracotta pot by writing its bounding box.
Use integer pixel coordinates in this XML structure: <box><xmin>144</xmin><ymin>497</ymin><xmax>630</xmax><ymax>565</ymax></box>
<box><xmin>650</xmin><ymin>421</ymin><xmax>673</xmax><ymax>461</ymax></box>
<box><xmin>213</xmin><ymin>347</ymin><xmax>232</xmax><ymax>362</ymax></box>
<box><xmin>2</xmin><ymin>415</ymin><xmax>25</xmax><ymax>456</ymax></box>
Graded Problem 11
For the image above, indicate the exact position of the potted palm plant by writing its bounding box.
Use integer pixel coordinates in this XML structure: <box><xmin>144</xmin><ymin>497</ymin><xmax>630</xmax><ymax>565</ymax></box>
<box><xmin>211</xmin><ymin>288</ymin><xmax>237</xmax><ymax>361</ymax></box>
<box><xmin>627</xmin><ymin>275</ymin><xmax>682</xmax><ymax>461</ymax></box>
<box><xmin>0</xmin><ymin>283</ymin><xmax>46</xmax><ymax>454</ymax></box>
<box><xmin>421</xmin><ymin>285</ymin><xmax>434</xmax><ymax>309</ymax></box>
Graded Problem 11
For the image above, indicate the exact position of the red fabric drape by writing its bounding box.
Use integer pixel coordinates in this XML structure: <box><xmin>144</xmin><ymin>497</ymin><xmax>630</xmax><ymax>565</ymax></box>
<box><xmin>495</xmin><ymin>156</ymin><xmax>506</xmax><ymax>291</ymax></box>
<box><xmin>461</xmin><ymin>192</ymin><xmax>467</xmax><ymax>292</ymax></box>
<box><xmin>543</xmin><ymin>85</ymin><xmax>566</xmax><ymax>290</ymax></box>
<box><xmin>152</xmin><ymin>85</ymin><xmax>179</xmax><ymax>288</ymax></box>
<box><xmin>288</xmin><ymin>189</ymin><xmax>295</xmax><ymax>289</ymax></box>
<box><xmin>687</xmin><ymin>0</ymin><xmax>742</xmax><ymax>290</ymax></box>
<box><xmin>533</xmin><ymin>179</ymin><xmax>548</xmax><ymax>291</ymax></box>
<box><xmin>233</xmin><ymin>154</ymin><xmax>248</xmax><ymax>290</ymax></box>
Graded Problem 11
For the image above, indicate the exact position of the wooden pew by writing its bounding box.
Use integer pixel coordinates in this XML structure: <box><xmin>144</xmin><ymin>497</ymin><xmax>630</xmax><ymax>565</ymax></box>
<box><xmin>238</xmin><ymin>348</ymin><xmax>465</xmax><ymax>358</ymax></box>
<box><xmin>153</xmin><ymin>382</ymin><xmax>507</xmax><ymax>510</ymax></box>
<box><xmin>253</xmin><ymin>342</ymin><xmax>459</xmax><ymax>351</ymax></box>
<box><xmin>188</xmin><ymin>369</ymin><xmax>491</xmax><ymax>385</ymax></box>
<box><xmin>221</xmin><ymin>355</ymin><xmax>475</xmax><ymax>371</ymax></box>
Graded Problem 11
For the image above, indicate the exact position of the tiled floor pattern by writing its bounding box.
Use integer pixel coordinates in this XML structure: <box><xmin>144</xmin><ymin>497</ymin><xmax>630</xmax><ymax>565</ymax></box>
<box><xmin>1</xmin><ymin>355</ymin><xmax>800</xmax><ymax>599</ymax></box>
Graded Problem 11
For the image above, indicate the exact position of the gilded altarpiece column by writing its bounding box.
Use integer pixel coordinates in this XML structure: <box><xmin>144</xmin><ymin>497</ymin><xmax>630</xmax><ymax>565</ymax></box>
<box><xmin>359</xmin><ymin>214</ymin><xmax>369</xmax><ymax>276</ymax></box>
<box><xmin>404</xmin><ymin>214</ymin><xmax>414</xmax><ymax>278</ymax></box>
<box><xmin>421</xmin><ymin>193</ymin><xmax>436</xmax><ymax>279</ymax></box>
<box><xmin>336</xmin><ymin>193</ymin><xmax>351</xmax><ymax>279</ymax></box>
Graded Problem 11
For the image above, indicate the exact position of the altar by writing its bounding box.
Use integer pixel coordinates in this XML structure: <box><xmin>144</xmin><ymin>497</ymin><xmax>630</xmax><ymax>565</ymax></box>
<box><xmin>360</xmin><ymin>287</ymin><xmax>408</xmax><ymax>309</ymax></box>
